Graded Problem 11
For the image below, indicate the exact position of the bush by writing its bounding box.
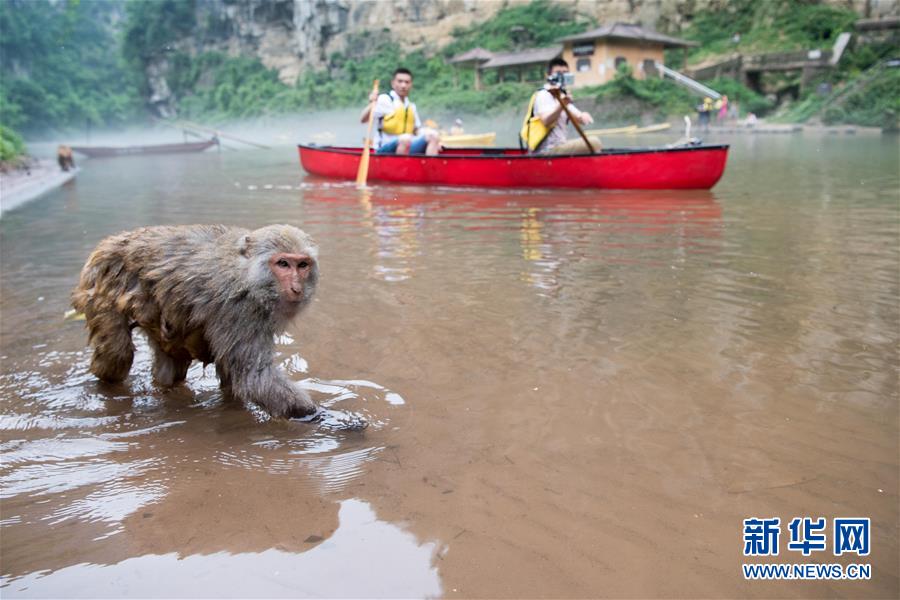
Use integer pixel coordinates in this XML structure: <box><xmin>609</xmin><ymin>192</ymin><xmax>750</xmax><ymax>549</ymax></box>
<box><xmin>444</xmin><ymin>0</ymin><xmax>594</xmax><ymax>56</ymax></box>
<box><xmin>589</xmin><ymin>65</ymin><xmax>698</xmax><ymax>121</ymax></box>
<box><xmin>0</xmin><ymin>125</ymin><xmax>26</xmax><ymax>162</ymax></box>
<box><xmin>678</xmin><ymin>0</ymin><xmax>857</xmax><ymax>62</ymax></box>
<box><xmin>830</xmin><ymin>67</ymin><xmax>900</xmax><ymax>127</ymax></box>
<box><xmin>704</xmin><ymin>77</ymin><xmax>773</xmax><ymax>115</ymax></box>
<box><xmin>776</xmin><ymin>93</ymin><xmax>828</xmax><ymax>123</ymax></box>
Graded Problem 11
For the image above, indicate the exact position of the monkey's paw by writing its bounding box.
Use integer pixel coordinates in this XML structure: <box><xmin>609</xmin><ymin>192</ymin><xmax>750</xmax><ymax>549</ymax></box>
<box><xmin>295</xmin><ymin>408</ymin><xmax>369</xmax><ymax>431</ymax></box>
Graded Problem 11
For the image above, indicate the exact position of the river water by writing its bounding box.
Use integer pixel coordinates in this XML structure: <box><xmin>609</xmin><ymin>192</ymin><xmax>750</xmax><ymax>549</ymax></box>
<box><xmin>1</xmin><ymin>132</ymin><xmax>898</xmax><ymax>598</ymax></box>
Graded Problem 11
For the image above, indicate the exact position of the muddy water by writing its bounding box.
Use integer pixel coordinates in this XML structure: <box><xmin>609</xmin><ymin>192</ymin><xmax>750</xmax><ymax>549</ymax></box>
<box><xmin>1</xmin><ymin>133</ymin><xmax>898</xmax><ymax>598</ymax></box>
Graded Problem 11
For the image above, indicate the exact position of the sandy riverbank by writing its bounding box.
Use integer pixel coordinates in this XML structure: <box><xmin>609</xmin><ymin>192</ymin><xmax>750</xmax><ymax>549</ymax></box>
<box><xmin>0</xmin><ymin>159</ymin><xmax>78</xmax><ymax>218</ymax></box>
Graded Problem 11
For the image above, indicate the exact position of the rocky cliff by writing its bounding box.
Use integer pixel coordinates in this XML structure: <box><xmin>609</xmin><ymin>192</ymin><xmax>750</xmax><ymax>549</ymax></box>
<box><xmin>143</xmin><ymin>0</ymin><xmax>897</xmax><ymax>115</ymax></box>
<box><xmin>176</xmin><ymin>0</ymin><xmax>896</xmax><ymax>82</ymax></box>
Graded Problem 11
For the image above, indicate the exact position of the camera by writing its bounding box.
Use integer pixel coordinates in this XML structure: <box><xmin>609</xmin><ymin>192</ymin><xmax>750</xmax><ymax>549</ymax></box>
<box><xmin>547</xmin><ymin>72</ymin><xmax>575</xmax><ymax>89</ymax></box>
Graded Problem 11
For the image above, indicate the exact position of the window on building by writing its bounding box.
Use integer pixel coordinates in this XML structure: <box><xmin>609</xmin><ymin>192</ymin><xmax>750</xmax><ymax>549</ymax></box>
<box><xmin>576</xmin><ymin>58</ymin><xmax>591</xmax><ymax>72</ymax></box>
<box><xmin>643</xmin><ymin>59</ymin><xmax>658</xmax><ymax>76</ymax></box>
<box><xmin>572</xmin><ymin>43</ymin><xmax>594</xmax><ymax>57</ymax></box>
<box><xmin>614</xmin><ymin>56</ymin><xmax>627</xmax><ymax>69</ymax></box>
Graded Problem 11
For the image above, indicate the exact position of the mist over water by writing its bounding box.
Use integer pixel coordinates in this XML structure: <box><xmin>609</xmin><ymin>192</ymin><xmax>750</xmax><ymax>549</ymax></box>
<box><xmin>28</xmin><ymin>108</ymin><xmax>524</xmax><ymax>157</ymax></box>
<box><xmin>1</xmin><ymin>130</ymin><xmax>898</xmax><ymax>598</ymax></box>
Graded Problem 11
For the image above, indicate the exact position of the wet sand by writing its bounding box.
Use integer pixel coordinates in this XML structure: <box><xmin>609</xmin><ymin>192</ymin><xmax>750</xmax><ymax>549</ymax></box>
<box><xmin>0</xmin><ymin>134</ymin><xmax>897</xmax><ymax>598</ymax></box>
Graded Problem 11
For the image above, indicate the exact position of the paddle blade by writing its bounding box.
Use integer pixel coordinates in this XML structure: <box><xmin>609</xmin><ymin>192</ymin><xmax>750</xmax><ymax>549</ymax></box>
<box><xmin>356</xmin><ymin>79</ymin><xmax>380</xmax><ymax>189</ymax></box>
<box><xmin>355</xmin><ymin>150</ymin><xmax>371</xmax><ymax>188</ymax></box>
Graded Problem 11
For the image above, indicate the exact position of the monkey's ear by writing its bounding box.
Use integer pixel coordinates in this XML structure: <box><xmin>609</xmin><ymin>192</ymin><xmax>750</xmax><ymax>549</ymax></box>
<box><xmin>238</xmin><ymin>235</ymin><xmax>253</xmax><ymax>257</ymax></box>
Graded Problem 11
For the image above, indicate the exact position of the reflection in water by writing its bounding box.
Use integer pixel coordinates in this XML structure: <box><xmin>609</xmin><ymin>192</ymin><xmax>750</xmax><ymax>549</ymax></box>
<box><xmin>3</xmin><ymin>499</ymin><xmax>442</xmax><ymax>599</ymax></box>
<box><xmin>519</xmin><ymin>207</ymin><xmax>562</xmax><ymax>295</ymax></box>
<box><xmin>0</xmin><ymin>329</ymin><xmax>406</xmax><ymax>582</ymax></box>
<box><xmin>1</xmin><ymin>136</ymin><xmax>897</xmax><ymax>597</ymax></box>
<box><xmin>357</xmin><ymin>186</ymin><xmax>425</xmax><ymax>282</ymax></box>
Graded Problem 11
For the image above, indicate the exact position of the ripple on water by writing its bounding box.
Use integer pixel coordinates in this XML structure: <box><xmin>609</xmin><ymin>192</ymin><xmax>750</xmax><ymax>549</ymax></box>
<box><xmin>0</xmin><ymin>333</ymin><xmax>408</xmax><ymax>542</ymax></box>
<box><xmin>214</xmin><ymin>373</ymin><xmax>404</xmax><ymax>493</ymax></box>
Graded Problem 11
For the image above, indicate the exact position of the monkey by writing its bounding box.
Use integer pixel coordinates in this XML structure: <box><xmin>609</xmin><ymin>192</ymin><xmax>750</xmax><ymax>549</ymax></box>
<box><xmin>57</xmin><ymin>145</ymin><xmax>74</xmax><ymax>171</ymax></box>
<box><xmin>72</xmin><ymin>224</ymin><xmax>320</xmax><ymax>418</ymax></box>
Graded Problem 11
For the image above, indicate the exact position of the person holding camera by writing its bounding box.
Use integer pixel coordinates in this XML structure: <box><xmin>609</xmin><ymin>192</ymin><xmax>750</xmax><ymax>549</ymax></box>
<box><xmin>360</xmin><ymin>67</ymin><xmax>440</xmax><ymax>156</ymax></box>
<box><xmin>520</xmin><ymin>58</ymin><xmax>599</xmax><ymax>155</ymax></box>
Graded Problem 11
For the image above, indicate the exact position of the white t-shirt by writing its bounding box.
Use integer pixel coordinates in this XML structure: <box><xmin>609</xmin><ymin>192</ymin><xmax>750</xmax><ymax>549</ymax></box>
<box><xmin>533</xmin><ymin>86</ymin><xmax>580</xmax><ymax>151</ymax></box>
<box><xmin>373</xmin><ymin>90</ymin><xmax>422</xmax><ymax>148</ymax></box>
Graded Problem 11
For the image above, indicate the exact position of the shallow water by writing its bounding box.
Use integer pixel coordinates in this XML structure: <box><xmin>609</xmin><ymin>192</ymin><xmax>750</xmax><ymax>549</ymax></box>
<box><xmin>1</xmin><ymin>132</ymin><xmax>898</xmax><ymax>598</ymax></box>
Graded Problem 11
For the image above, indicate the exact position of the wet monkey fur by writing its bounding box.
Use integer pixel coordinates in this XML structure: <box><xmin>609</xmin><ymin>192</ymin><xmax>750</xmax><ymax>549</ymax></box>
<box><xmin>72</xmin><ymin>224</ymin><xmax>319</xmax><ymax>418</ymax></box>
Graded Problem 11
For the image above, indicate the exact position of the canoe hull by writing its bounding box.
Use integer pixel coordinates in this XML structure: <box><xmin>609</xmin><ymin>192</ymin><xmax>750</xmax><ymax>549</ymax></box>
<box><xmin>298</xmin><ymin>144</ymin><xmax>729</xmax><ymax>190</ymax></box>
<box><xmin>71</xmin><ymin>139</ymin><xmax>218</xmax><ymax>158</ymax></box>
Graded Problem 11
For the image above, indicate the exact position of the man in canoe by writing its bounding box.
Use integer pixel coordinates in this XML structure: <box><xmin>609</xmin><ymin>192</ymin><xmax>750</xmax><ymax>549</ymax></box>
<box><xmin>520</xmin><ymin>58</ymin><xmax>599</xmax><ymax>155</ymax></box>
<box><xmin>360</xmin><ymin>67</ymin><xmax>440</xmax><ymax>156</ymax></box>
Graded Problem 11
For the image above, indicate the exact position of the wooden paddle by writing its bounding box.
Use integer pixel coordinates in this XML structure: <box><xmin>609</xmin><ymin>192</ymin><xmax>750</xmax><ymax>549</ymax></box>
<box><xmin>356</xmin><ymin>79</ymin><xmax>380</xmax><ymax>188</ymax></box>
<box><xmin>549</xmin><ymin>87</ymin><xmax>595</xmax><ymax>154</ymax></box>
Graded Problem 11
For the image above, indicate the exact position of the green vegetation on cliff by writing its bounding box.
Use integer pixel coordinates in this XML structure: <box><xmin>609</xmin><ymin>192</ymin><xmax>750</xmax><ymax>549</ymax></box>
<box><xmin>778</xmin><ymin>65</ymin><xmax>900</xmax><ymax>128</ymax></box>
<box><xmin>826</xmin><ymin>67</ymin><xmax>900</xmax><ymax>128</ymax></box>
<box><xmin>676</xmin><ymin>0</ymin><xmax>857</xmax><ymax>62</ymax></box>
<box><xmin>444</xmin><ymin>0</ymin><xmax>594</xmax><ymax>54</ymax></box>
<box><xmin>0</xmin><ymin>0</ymin><xmax>892</xmax><ymax>132</ymax></box>
<box><xmin>122</xmin><ymin>0</ymin><xmax>197</xmax><ymax>67</ymax></box>
<box><xmin>147</xmin><ymin>0</ymin><xmax>816</xmax><ymax>125</ymax></box>
<box><xmin>674</xmin><ymin>0</ymin><xmax>897</xmax><ymax>127</ymax></box>
<box><xmin>578</xmin><ymin>64</ymin><xmax>772</xmax><ymax>124</ymax></box>
<box><xmin>160</xmin><ymin>0</ymin><xmax>593</xmax><ymax>120</ymax></box>
<box><xmin>167</xmin><ymin>53</ymin><xmax>300</xmax><ymax>119</ymax></box>
<box><xmin>0</xmin><ymin>0</ymin><xmax>142</xmax><ymax>133</ymax></box>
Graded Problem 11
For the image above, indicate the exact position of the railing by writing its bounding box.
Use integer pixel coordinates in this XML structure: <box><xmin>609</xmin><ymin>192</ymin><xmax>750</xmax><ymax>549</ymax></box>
<box><xmin>686</xmin><ymin>55</ymin><xmax>742</xmax><ymax>81</ymax></box>
<box><xmin>654</xmin><ymin>62</ymin><xmax>722</xmax><ymax>99</ymax></box>
<box><xmin>743</xmin><ymin>49</ymin><xmax>833</xmax><ymax>69</ymax></box>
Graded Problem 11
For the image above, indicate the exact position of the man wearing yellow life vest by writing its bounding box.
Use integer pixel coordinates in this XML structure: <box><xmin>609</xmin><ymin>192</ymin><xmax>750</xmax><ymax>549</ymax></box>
<box><xmin>359</xmin><ymin>67</ymin><xmax>440</xmax><ymax>156</ymax></box>
<box><xmin>520</xmin><ymin>58</ymin><xmax>599</xmax><ymax>154</ymax></box>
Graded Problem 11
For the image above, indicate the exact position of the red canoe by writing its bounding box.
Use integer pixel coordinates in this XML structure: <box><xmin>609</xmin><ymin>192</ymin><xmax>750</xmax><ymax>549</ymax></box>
<box><xmin>71</xmin><ymin>138</ymin><xmax>218</xmax><ymax>158</ymax></box>
<box><xmin>298</xmin><ymin>144</ymin><xmax>729</xmax><ymax>190</ymax></box>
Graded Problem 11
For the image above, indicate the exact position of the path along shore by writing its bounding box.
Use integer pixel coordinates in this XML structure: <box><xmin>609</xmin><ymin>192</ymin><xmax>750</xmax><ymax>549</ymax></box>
<box><xmin>0</xmin><ymin>159</ymin><xmax>78</xmax><ymax>218</ymax></box>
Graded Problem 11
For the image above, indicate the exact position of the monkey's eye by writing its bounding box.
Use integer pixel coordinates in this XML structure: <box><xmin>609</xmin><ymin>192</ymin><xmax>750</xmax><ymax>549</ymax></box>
<box><xmin>298</xmin><ymin>261</ymin><xmax>309</xmax><ymax>269</ymax></box>
<box><xmin>276</xmin><ymin>259</ymin><xmax>289</xmax><ymax>268</ymax></box>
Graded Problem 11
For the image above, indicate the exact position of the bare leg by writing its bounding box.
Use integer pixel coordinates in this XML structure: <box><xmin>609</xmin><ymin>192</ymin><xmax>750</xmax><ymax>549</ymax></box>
<box><xmin>229</xmin><ymin>365</ymin><xmax>316</xmax><ymax>418</ymax></box>
<box><xmin>396</xmin><ymin>136</ymin><xmax>412</xmax><ymax>155</ymax></box>
<box><xmin>149</xmin><ymin>339</ymin><xmax>192</xmax><ymax>387</ymax></box>
<box><xmin>425</xmin><ymin>132</ymin><xmax>441</xmax><ymax>156</ymax></box>
<box><xmin>88</xmin><ymin>312</ymin><xmax>135</xmax><ymax>383</ymax></box>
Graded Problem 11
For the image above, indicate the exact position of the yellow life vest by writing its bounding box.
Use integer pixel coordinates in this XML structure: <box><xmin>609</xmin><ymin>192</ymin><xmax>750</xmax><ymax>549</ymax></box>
<box><xmin>380</xmin><ymin>93</ymin><xmax>417</xmax><ymax>135</ymax></box>
<box><xmin>520</xmin><ymin>92</ymin><xmax>550</xmax><ymax>152</ymax></box>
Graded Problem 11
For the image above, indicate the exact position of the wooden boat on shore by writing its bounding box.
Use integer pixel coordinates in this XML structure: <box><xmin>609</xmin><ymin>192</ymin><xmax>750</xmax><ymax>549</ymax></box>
<box><xmin>441</xmin><ymin>132</ymin><xmax>497</xmax><ymax>148</ymax></box>
<box><xmin>632</xmin><ymin>123</ymin><xmax>672</xmax><ymax>134</ymax></box>
<box><xmin>585</xmin><ymin>125</ymin><xmax>638</xmax><ymax>136</ymax></box>
<box><xmin>70</xmin><ymin>138</ymin><xmax>218</xmax><ymax>158</ymax></box>
<box><xmin>298</xmin><ymin>144</ymin><xmax>729</xmax><ymax>190</ymax></box>
<box><xmin>584</xmin><ymin>123</ymin><xmax>671</xmax><ymax>136</ymax></box>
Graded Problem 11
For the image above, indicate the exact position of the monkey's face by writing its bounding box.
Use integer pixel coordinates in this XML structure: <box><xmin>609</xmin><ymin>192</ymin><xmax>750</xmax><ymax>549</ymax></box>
<box><xmin>269</xmin><ymin>252</ymin><xmax>316</xmax><ymax>305</ymax></box>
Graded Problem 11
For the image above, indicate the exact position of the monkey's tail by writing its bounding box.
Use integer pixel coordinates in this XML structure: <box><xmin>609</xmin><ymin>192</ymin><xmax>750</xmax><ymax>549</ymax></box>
<box><xmin>71</xmin><ymin>249</ymin><xmax>129</xmax><ymax>315</ymax></box>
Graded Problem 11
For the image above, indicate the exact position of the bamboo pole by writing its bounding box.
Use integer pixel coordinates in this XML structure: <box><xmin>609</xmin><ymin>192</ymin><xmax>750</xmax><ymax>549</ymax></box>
<box><xmin>152</xmin><ymin>116</ymin><xmax>270</xmax><ymax>149</ymax></box>
<box><xmin>174</xmin><ymin>119</ymin><xmax>271</xmax><ymax>148</ymax></box>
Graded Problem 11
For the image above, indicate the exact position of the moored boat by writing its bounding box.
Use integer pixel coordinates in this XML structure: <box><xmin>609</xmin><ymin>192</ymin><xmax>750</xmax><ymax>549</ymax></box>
<box><xmin>298</xmin><ymin>144</ymin><xmax>729</xmax><ymax>190</ymax></box>
<box><xmin>583</xmin><ymin>123</ymin><xmax>671</xmax><ymax>136</ymax></box>
<box><xmin>631</xmin><ymin>123</ymin><xmax>672</xmax><ymax>134</ymax></box>
<box><xmin>584</xmin><ymin>125</ymin><xmax>638</xmax><ymax>136</ymax></box>
<box><xmin>71</xmin><ymin>138</ymin><xmax>218</xmax><ymax>158</ymax></box>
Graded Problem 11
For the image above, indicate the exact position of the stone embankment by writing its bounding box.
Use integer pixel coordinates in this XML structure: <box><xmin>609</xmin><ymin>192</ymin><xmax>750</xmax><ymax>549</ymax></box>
<box><xmin>0</xmin><ymin>159</ymin><xmax>78</xmax><ymax>218</ymax></box>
